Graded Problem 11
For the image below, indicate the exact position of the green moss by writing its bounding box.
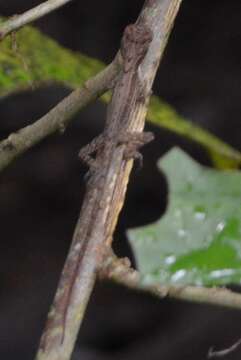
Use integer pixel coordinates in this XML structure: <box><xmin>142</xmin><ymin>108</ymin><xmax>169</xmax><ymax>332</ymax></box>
<box><xmin>0</xmin><ymin>20</ymin><xmax>103</xmax><ymax>95</ymax></box>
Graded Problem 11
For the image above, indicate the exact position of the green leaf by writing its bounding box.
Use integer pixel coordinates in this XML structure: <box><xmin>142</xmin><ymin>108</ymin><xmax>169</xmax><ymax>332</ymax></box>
<box><xmin>0</xmin><ymin>18</ymin><xmax>240</xmax><ymax>168</ymax></box>
<box><xmin>128</xmin><ymin>148</ymin><xmax>241</xmax><ymax>286</ymax></box>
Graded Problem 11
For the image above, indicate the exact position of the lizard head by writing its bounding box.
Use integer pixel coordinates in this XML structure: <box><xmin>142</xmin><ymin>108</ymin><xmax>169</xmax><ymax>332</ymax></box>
<box><xmin>121</xmin><ymin>23</ymin><xmax>153</xmax><ymax>72</ymax></box>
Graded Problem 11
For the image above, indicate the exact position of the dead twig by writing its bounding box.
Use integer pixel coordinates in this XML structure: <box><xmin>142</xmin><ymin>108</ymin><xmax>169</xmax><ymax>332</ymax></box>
<box><xmin>0</xmin><ymin>0</ymin><xmax>74</xmax><ymax>39</ymax></box>
<box><xmin>208</xmin><ymin>338</ymin><xmax>241</xmax><ymax>358</ymax></box>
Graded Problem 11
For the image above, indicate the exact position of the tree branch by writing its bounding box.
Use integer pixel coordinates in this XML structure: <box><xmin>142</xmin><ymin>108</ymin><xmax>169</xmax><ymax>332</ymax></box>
<box><xmin>0</xmin><ymin>54</ymin><xmax>121</xmax><ymax>172</ymax></box>
<box><xmin>100</xmin><ymin>251</ymin><xmax>241</xmax><ymax>311</ymax></box>
<box><xmin>34</xmin><ymin>1</ymin><xmax>183</xmax><ymax>360</ymax></box>
<box><xmin>0</xmin><ymin>0</ymin><xmax>74</xmax><ymax>40</ymax></box>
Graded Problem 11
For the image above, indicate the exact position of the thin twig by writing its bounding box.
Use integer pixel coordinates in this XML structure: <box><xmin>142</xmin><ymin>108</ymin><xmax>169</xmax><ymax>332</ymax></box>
<box><xmin>0</xmin><ymin>54</ymin><xmax>121</xmax><ymax>172</ymax></box>
<box><xmin>0</xmin><ymin>0</ymin><xmax>74</xmax><ymax>40</ymax></box>
<box><xmin>100</xmin><ymin>251</ymin><xmax>241</xmax><ymax>311</ymax></box>
<box><xmin>35</xmin><ymin>1</ymin><xmax>183</xmax><ymax>360</ymax></box>
<box><xmin>208</xmin><ymin>338</ymin><xmax>241</xmax><ymax>358</ymax></box>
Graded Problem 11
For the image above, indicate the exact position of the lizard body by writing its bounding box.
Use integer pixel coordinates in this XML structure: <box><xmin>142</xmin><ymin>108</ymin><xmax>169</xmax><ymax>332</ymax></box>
<box><xmin>79</xmin><ymin>23</ymin><xmax>153</xmax><ymax>177</ymax></box>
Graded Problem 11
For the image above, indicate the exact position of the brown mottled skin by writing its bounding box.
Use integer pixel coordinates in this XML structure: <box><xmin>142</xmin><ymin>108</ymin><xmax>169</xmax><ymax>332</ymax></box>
<box><xmin>79</xmin><ymin>23</ymin><xmax>154</xmax><ymax>176</ymax></box>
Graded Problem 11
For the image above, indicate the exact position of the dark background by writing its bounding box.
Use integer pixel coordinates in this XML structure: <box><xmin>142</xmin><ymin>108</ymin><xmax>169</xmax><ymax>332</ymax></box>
<box><xmin>0</xmin><ymin>1</ymin><xmax>241</xmax><ymax>359</ymax></box>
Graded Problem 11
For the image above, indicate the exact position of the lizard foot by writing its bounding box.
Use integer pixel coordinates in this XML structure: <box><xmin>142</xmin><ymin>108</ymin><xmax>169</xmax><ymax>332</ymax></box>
<box><xmin>79</xmin><ymin>134</ymin><xmax>104</xmax><ymax>169</ymax></box>
<box><xmin>119</xmin><ymin>131</ymin><xmax>154</xmax><ymax>166</ymax></box>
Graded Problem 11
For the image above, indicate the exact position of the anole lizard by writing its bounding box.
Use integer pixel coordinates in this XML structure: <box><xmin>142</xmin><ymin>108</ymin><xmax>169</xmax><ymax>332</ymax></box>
<box><xmin>39</xmin><ymin>22</ymin><xmax>153</xmax><ymax>350</ymax></box>
<box><xmin>78</xmin><ymin>23</ymin><xmax>154</xmax><ymax>176</ymax></box>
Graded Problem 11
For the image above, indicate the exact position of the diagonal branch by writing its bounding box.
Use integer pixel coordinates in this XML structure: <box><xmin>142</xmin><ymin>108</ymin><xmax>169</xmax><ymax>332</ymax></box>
<box><xmin>35</xmin><ymin>1</ymin><xmax>183</xmax><ymax>360</ymax></box>
<box><xmin>0</xmin><ymin>54</ymin><xmax>121</xmax><ymax>172</ymax></box>
<box><xmin>0</xmin><ymin>0</ymin><xmax>75</xmax><ymax>40</ymax></box>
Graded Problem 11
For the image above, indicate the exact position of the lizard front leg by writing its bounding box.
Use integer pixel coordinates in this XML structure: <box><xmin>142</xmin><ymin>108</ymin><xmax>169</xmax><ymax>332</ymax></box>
<box><xmin>118</xmin><ymin>131</ymin><xmax>154</xmax><ymax>166</ymax></box>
